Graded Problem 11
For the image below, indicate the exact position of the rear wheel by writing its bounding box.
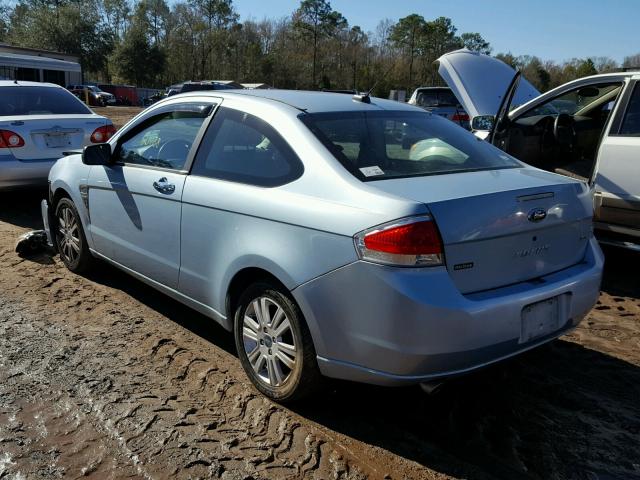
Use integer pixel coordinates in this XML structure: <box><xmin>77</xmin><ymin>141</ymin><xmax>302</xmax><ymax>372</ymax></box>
<box><xmin>234</xmin><ymin>282</ymin><xmax>322</xmax><ymax>402</ymax></box>
<box><xmin>54</xmin><ymin>198</ymin><xmax>94</xmax><ymax>273</ymax></box>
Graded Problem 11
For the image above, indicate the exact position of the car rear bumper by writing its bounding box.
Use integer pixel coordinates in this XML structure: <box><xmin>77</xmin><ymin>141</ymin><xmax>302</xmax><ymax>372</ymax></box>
<box><xmin>293</xmin><ymin>237</ymin><xmax>603</xmax><ymax>386</ymax></box>
<box><xmin>0</xmin><ymin>155</ymin><xmax>57</xmax><ymax>189</ymax></box>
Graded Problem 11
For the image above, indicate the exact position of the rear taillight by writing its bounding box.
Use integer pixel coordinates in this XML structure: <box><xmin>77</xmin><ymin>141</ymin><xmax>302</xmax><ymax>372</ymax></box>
<box><xmin>90</xmin><ymin>124</ymin><xmax>117</xmax><ymax>143</ymax></box>
<box><xmin>0</xmin><ymin>130</ymin><xmax>25</xmax><ymax>148</ymax></box>
<box><xmin>354</xmin><ymin>216</ymin><xmax>444</xmax><ymax>267</ymax></box>
<box><xmin>451</xmin><ymin>113</ymin><xmax>469</xmax><ymax>122</ymax></box>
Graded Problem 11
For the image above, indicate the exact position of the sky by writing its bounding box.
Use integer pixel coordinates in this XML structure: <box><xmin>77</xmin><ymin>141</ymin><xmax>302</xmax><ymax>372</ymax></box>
<box><xmin>232</xmin><ymin>0</ymin><xmax>639</xmax><ymax>63</ymax></box>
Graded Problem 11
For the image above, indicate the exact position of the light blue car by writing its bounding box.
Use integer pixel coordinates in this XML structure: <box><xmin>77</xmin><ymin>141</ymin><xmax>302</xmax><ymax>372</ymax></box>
<box><xmin>41</xmin><ymin>90</ymin><xmax>603</xmax><ymax>402</ymax></box>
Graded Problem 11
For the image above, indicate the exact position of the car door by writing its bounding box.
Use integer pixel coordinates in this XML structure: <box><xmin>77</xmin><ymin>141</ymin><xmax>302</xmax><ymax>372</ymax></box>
<box><xmin>87</xmin><ymin>102</ymin><xmax>215</xmax><ymax>289</ymax></box>
<box><xmin>178</xmin><ymin>106</ymin><xmax>304</xmax><ymax>314</ymax></box>
<box><xmin>593</xmin><ymin>79</ymin><xmax>640</xmax><ymax>235</ymax></box>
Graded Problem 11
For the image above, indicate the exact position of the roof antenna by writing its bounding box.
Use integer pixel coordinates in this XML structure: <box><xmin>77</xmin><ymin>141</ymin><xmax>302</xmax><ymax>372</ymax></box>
<box><xmin>14</xmin><ymin>79</ymin><xmax>18</xmax><ymax>84</ymax></box>
<box><xmin>352</xmin><ymin>58</ymin><xmax>400</xmax><ymax>104</ymax></box>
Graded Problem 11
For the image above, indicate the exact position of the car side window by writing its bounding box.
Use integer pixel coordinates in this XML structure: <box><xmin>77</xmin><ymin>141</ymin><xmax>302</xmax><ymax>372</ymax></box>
<box><xmin>620</xmin><ymin>84</ymin><xmax>640</xmax><ymax>136</ymax></box>
<box><xmin>191</xmin><ymin>107</ymin><xmax>303</xmax><ymax>186</ymax></box>
<box><xmin>114</xmin><ymin>109</ymin><xmax>208</xmax><ymax>170</ymax></box>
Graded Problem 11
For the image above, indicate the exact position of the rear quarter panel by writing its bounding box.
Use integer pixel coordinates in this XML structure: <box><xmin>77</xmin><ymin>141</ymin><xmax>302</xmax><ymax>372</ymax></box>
<box><xmin>178</xmin><ymin>176</ymin><xmax>364</xmax><ymax>325</ymax></box>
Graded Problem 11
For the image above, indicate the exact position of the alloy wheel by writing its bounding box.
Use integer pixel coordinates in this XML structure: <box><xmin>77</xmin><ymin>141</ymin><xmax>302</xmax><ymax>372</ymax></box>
<box><xmin>241</xmin><ymin>296</ymin><xmax>297</xmax><ymax>387</ymax></box>
<box><xmin>57</xmin><ymin>205</ymin><xmax>81</xmax><ymax>265</ymax></box>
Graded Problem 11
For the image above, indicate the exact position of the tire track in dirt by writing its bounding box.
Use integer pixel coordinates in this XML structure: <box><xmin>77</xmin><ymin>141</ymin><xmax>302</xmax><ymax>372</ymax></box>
<box><xmin>0</xmin><ymin>215</ymin><xmax>441</xmax><ymax>479</ymax></box>
<box><xmin>2</xmin><ymin>194</ymin><xmax>640</xmax><ymax>480</ymax></box>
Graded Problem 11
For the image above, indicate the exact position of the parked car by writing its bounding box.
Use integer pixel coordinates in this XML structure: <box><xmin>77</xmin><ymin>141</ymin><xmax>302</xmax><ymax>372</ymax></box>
<box><xmin>67</xmin><ymin>85</ymin><xmax>116</xmax><ymax>107</ymax></box>
<box><xmin>41</xmin><ymin>90</ymin><xmax>603</xmax><ymax>401</ymax></box>
<box><xmin>437</xmin><ymin>49</ymin><xmax>640</xmax><ymax>249</ymax></box>
<box><xmin>0</xmin><ymin>80</ymin><xmax>116</xmax><ymax>189</ymax></box>
<box><xmin>97</xmin><ymin>84</ymin><xmax>138</xmax><ymax>106</ymax></box>
<box><xmin>408</xmin><ymin>86</ymin><xmax>471</xmax><ymax>129</ymax></box>
<box><xmin>166</xmin><ymin>81</ymin><xmax>240</xmax><ymax>96</ymax></box>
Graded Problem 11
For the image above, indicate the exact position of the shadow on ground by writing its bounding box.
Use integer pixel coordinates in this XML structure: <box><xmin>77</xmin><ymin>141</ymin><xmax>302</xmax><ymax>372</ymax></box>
<box><xmin>2</xmin><ymin>192</ymin><xmax>639</xmax><ymax>480</ymax></box>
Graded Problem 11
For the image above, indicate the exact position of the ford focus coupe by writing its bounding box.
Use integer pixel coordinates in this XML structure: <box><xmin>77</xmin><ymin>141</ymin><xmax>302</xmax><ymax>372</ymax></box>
<box><xmin>41</xmin><ymin>90</ymin><xmax>603</xmax><ymax>402</ymax></box>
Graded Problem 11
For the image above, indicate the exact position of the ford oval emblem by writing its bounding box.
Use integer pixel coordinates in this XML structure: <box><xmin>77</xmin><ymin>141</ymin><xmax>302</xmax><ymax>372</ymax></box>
<box><xmin>528</xmin><ymin>208</ymin><xmax>547</xmax><ymax>223</ymax></box>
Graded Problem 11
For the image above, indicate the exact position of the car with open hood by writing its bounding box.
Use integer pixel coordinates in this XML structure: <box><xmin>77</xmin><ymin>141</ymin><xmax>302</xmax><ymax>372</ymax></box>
<box><xmin>41</xmin><ymin>89</ymin><xmax>602</xmax><ymax>401</ymax></box>
<box><xmin>437</xmin><ymin>49</ymin><xmax>640</xmax><ymax>250</ymax></box>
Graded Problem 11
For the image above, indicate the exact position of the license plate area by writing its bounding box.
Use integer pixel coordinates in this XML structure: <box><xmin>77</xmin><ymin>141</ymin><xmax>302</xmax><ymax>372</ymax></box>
<box><xmin>520</xmin><ymin>294</ymin><xmax>570</xmax><ymax>344</ymax></box>
<box><xmin>44</xmin><ymin>133</ymin><xmax>72</xmax><ymax>148</ymax></box>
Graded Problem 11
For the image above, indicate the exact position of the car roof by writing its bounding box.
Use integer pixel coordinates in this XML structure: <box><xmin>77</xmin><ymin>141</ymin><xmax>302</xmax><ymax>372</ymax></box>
<box><xmin>0</xmin><ymin>80</ymin><xmax>62</xmax><ymax>88</ymax></box>
<box><xmin>173</xmin><ymin>89</ymin><xmax>422</xmax><ymax>113</ymax></box>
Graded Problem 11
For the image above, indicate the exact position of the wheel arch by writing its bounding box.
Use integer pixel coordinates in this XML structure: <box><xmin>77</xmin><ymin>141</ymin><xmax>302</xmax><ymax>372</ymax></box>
<box><xmin>49</xmin><ymin>179</ymin><xmax>94</xmax><ymax>249</ymax></box>
<box><xmin>225</xmin><ymin>266</ymin><xmax>290</xmax><ymax>322</ymax></box>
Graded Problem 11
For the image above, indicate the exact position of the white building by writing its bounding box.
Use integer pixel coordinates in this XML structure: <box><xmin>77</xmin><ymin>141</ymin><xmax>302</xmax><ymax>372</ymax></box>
<box><xmin>0</xmin><ymin>44</ymin><xmax>82</xmax><ymax>86</ymax></box>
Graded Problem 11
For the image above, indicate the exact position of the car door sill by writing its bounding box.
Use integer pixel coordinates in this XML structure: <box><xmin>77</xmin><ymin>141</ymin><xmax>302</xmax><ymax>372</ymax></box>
<box><xmin>89</xmin><ymin>248</ymin><xmax>230</xmax><ymax>330</ymax></box>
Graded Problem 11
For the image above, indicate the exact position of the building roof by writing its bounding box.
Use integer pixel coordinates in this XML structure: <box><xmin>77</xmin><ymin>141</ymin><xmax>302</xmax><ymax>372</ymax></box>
<box><xmin>0</xmin><ymin>52</ymin><xmax>81</xmax><ymax>72</ymax></box>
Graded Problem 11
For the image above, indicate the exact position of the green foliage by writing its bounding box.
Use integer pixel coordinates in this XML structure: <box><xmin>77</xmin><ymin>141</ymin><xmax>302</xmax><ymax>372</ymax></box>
<box><xmin>110</xmin><ymin>13</ymin><xmax>166</xmax><ymax>85</ymax></box>
<box><xmin>0</xmin><ymin>1</ymin><xmax>9</xmax><ymax>41</ymax></box>
<box><xmin>0</xmin><ymin>0</ymin><xmax>629</xmax><ymax>93</ymax></box>
<box><xmin>460</xmin><ymin>32</ymin><xmax>491</xmax><ymax>54</ymax></box>
<box><xmin>293</xmin><ymin>0</ymin><xmax>346</xmax><ymax>87</ymax></box>
<box><xmin>6</xmin><ymin>0</ymin><xmax>113</xmax><ymax>74</ymax></box>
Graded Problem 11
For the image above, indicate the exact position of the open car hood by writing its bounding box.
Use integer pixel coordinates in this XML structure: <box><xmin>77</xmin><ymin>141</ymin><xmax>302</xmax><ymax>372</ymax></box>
<box><xmin>436</xmin><ymin>49</ymin><xmax>541</xmax><ymax>119</ymax></box>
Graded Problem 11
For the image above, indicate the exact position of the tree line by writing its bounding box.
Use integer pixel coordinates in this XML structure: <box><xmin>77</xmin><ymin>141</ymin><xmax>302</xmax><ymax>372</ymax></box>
<box><xmin>0</xmin><ymin>0</ymin><xmax>638</xmax><ymax>96</ymax></box>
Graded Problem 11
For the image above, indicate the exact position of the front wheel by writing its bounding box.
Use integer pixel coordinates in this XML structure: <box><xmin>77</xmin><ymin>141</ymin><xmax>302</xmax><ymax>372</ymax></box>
<box><xmin>234</xmin><ymin>282</ymin><xmax>322</xmax><ymax>402</ymax></box>
<box><xmin>54</xmin><ymin>198</ymin><xmax>94</xmax><ymax>273</ymax></box>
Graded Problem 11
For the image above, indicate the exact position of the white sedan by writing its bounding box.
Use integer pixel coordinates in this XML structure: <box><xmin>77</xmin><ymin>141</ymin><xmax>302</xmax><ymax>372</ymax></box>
<box><xmin>0</xmin><ymin>80</ymin><xmax>115</xmax><ymax>189</ymax></box>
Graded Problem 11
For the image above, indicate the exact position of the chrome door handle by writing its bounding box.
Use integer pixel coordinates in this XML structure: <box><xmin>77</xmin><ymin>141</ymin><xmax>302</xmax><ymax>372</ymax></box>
<box><xmin>153</xmin><ymin>177</ymin><xmax>175</xmax><ymax>194</ymax></box>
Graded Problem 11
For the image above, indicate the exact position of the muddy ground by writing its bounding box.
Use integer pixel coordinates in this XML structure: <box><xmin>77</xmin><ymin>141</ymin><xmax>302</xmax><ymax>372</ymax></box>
<box><xmin>1</xmin><ymin>192</ymin><xmax>639</xmax><ymax>480</ymax></box>
<box><xmin>0</xmin><ymin>102</ymin><xmax>638</xmax><ymax>479</ymax></box>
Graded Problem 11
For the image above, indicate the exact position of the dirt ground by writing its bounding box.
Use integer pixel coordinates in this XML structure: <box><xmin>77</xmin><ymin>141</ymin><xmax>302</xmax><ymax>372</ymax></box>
<box><xmin>0</xmin><ymin>191</ymin><xmax>639</xmax><ymax>480</ymax></box>
<box><xmin>93</xmin><ymin>106</ymin><xmax>145</xmax><ymax>129</ymax></box>
<box><xmin>0</xmin><ymin>103</ymin><xmax>639</xmax><ymax>479</ymax></box>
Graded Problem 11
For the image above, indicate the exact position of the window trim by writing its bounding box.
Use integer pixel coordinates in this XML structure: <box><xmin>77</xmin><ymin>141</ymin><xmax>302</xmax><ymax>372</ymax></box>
<box><xmin>609</xmin><ymin>79</ymin><xmax>640</xmax><ymax>137</ymax></box>
<box><xmin>188</xmin><ymin>106</ymin><xmax>305</xmax><ymax>188</ymax></box>
<box><xmin>112</xmin><ymin>102</ymin><xmax>217</xmax><ymax>173</ymax></box>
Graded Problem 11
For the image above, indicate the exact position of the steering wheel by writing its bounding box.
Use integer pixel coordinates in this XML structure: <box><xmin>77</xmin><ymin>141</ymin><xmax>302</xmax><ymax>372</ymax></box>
<box><xmin>553</xmin><ymin>113</ymin><xmax>575</xmax><ymax>148</ymax></box>
<box><xmin>158</xmin><ymin>139</ymin><xmax>192</xmax><ymax>168</ymax></box>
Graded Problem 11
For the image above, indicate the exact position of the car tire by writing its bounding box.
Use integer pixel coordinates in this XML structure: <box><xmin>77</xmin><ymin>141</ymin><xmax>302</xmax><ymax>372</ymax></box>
<box><xmin>234</xmin><ymin>281</ymin><xmax>322</xmax><ymax>402</ymax></box>
<box><xmin>54</xmin><ymin>198</ymin><xmax>94</xmax><ymax>274</ymax></box>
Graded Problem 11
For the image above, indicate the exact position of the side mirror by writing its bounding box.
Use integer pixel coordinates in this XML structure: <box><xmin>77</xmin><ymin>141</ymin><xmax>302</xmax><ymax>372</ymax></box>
<box><xmin>82</xmin><ymin>143</ymin><xmax>113</xmax><ymax>166</ymax></box>
<box><xmin>471</xmin><ymin>115</ymin><xmax>495</xmax><ymax>131</ymax></box>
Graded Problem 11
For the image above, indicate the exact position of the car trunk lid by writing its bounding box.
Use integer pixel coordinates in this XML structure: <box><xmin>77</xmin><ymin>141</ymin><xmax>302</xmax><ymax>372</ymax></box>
<box><xmin>436</xmin><ymin>48</ymin><xmax>541</xmax><ymax>119</ymax></box>
<box><xmin>370</xmin><ymin>168</ymin><xmax>593</xmax><ymax>294</ymax></box>
<box><xmin>0</xmin><ymin>114</ymin><xmax>108</xmax><ymax>161</ymax></box>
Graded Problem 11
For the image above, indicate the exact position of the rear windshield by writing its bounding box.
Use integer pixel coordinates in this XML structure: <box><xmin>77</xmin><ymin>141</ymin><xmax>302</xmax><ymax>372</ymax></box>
<box><xmin>415</xmin><ymin>89</ymin><xmax>459</xmax><ymax>107</ymax></box>
<box><xmin>0</xmin><ymin>86</ymin><xmax>91</xmax><ymax>116</ymax></box>
<box><xmin>300</xmin><ymin>111</ymin><xmax>521</xmax><ymax>181</ymax></box>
